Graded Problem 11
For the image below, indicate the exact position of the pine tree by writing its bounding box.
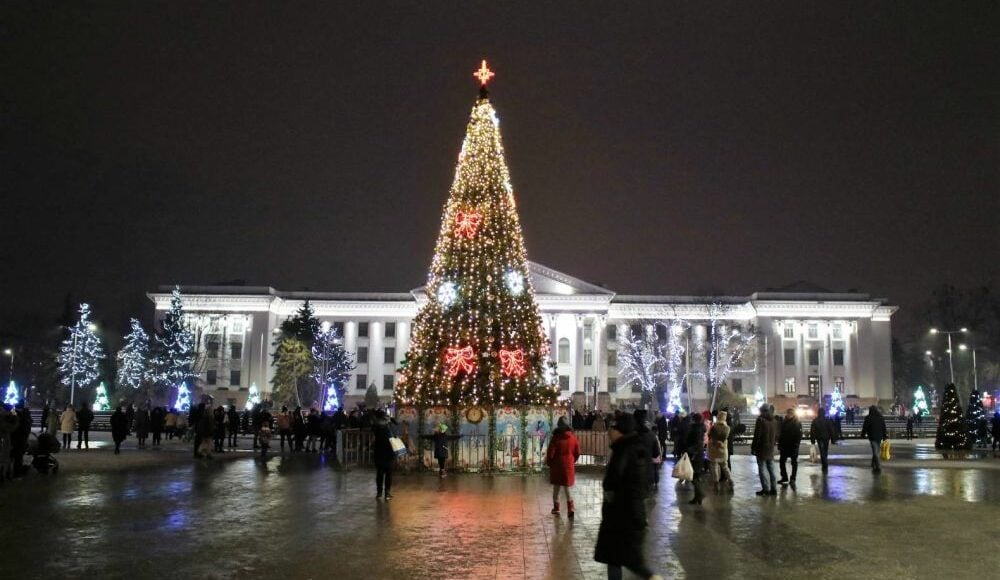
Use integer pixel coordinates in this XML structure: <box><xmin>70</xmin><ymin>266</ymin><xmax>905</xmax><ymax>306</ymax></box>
<box><xmin>57</xmin><ymin>303</ymin><xmax>105</xmax><ymax>402</ymax></box>
<box><xmin>934</xmin><ymin>383</ymin><xmax>967</xmax><ymax>450</ymax></box>
<box><xmin>395</xmin><ymin>62</ymin><xmax>557</xmax><ymax>407</ymax></box>
<box><xmin>365</xmin><ymin>382</ymin><xmax>380</xmax><ymax>409</ymax></box>
<box><xmin>828</xmin><ymin>387</ymin><xmax>846</xmax><ymax>417</ymax></box>
<box><xmin>93</xmin><ymin>382</ymin><xmax>110</xmax><ymax>411</ymax></box>
<box><xmin>152</xmin><ymin>287</ymin><xmax>195</xmax><ymax>393</ymax></box>
<box><xmin>117</xmin><ymin>318</ymin><xmax>150</xmax><ymax>390</ymax></box>
<box><xmin>3</xmin><ymin>381</ymin><xmax>18</xmax><ymax>406</ymax></box>
<box><xmin>965</xmin><ymin>390</ymin><xmax>986</xmax><ymax>448</ymax></box>
<box><xmin>912</xmin><ymin>385</ymin><xmax>929</xmax><ymax>416</ymax></box>
<box><xmin>278</xmin><ymin>301</ymin><xmax>321</xmax><ymax>349</ymax></box>
<box><xmin>271</xmin><ymin>338</ymin><xmax>312</xmax><ymax>406</ymax></box>
<box><xmin>174</xmin><ymin>382</ymin><xmax>191</xmax><ymax>412</ymax></box>
<box><xmin>311</xmin><ymin>325</ymin><xmax>355</xmax><ymax>412</ymax></box>
<box><xmin>244</xmin><ymin>383</ymin><xmax>261</xmax><ymax>411</ymax></box>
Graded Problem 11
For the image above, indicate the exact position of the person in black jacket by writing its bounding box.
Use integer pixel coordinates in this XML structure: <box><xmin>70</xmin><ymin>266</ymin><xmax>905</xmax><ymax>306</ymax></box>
<box><xmin>76</xmin><ymin>403</ymin><xmax>94</xmax><ymax>450</ymax></box>
<box><xmin>860</xmin><ymin>405</ymin><xmax>887</xmax><ymax>472</ymax></box>
<box><xmin>213</xmin><ymin>406</ymin><xmax>226</xmax><ymax>452</ymax></box>
<box><xmin>150</xmin><ymin>406</ymin><xmax>165</xmax><ymax>446</ymax></box>
<box><xmin>110</xmin><ymin>406</ymin><xmax>128</xmax><ymax>455</ymax></box>
<box><xmin>685</xmin><ymin>413</ymin><xmax>707</xmax><ymax>505</ymax></box>
<box><xmin>594</xmin><ymin>414</ymin><xmax>661</xmax><ymax>580</ymax></box>
<box><xmin>777</xmin><ymin>409</ymin><xmax>803</xmax><ymax>487</ymax></box>
<box><xmin>633</xmin><ymin>410</ymin><xmax>660</xmax><ymax>490</ymax></box>
<box><xmin>372</xmin><ymin>411</ymin><xmax>396</xmax><ymax>499</ymax></box>
<box><xmin>809</xmin><ymin>407</ymin><xmax>836</xmax><ymax>473</ymax></box>
<box><xmin>226</xmin><ymin>405</ymin><xmax>240</xmax><ymax>450</ymax></box>
<box><xmin>654</xmin><ymin>412</ymin><xmax>669</xmax><ymax>461</ymax></box>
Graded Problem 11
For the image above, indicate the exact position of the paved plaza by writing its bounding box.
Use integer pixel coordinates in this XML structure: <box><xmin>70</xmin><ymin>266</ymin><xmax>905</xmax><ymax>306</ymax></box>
<box><xmin>1</xmin><ymin>437</ymin><xmax>999</xmax><ymax>580</ymax></box>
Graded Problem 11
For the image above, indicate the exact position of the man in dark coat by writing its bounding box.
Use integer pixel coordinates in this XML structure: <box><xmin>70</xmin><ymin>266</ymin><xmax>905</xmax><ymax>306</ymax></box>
<box><xmin>371</xmin><ymin>411</ymin><xmax>396</xmax><ymax>499</ymax></box>
<box><xmin>110</xmin><ymin>406</ymin><xmax>128</xmax><ymax>455</ymax></box>
<box><xmin>750</xmin><ymin>405</ymin><xmax>777</xmax><ymax>496</ymax></box>
<box><xmin>685</xmin><ymin>413</ymin><xmax>707</xmax><ymax>505</ymax></box>
<box><xmin>76</xmin><ymin>403</ymin><xmax>94</xmax><ymax>450</ymax></box>
<box><xmin>11</xmin><ymin>404</ymin><xmax>32</xmax><ymax>475</ymax></box>
<box><xmin>633</xmin><ymin>410</ymin><xmax>660</xmax><ymax>490</ymax></box>
<box><xmin>226</xmin><ymin>405</ymin><xmax>240</xmax><ymax>450</ymax></box>
<box><xmin>809</xmin><ymin>407</ymin><xmax>836</xmax><ymax>472</ymax></box>
<box><xmin>860</xmin><ymin>405</ymin><xmax>887</xmax><ymax>472</ymax></box>
<box><xmin>654</xmin><ymin>412</ymin><xmax>669</xmax><ymax>461</ymax></box>
<box><xmin>672</xmin><ymin>413</ymin><xmax>690</xmax><ymax>460</ymax></box>
<box><xmin>594</xmin><ymin>414</ymin><xmax>660</xmax><ymax>580</ymax></box>
<box><xmin>777</xmin><ymin>409</ymin><xmax>802</xmax><ymax>487</ymax></box>
<box><xmin>150</xmin><ymin>406</ymin><xmax>165</xmax><ymax>446</ymax></box>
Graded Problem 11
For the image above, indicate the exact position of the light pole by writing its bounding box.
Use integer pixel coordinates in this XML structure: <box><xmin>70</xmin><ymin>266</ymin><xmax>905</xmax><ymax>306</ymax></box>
<box><xmin>3</xmin><ymin>348</ymin><xmax>13</xmax><ymax>383</ymax></box>
<box><xmin>929</xmin><ymin>327</ymin><xmax>967</xmax><ymax>384</ymax></box>
<box><xmin>958</xmin><ymin>344</ymin><xmax>978</xmax><ymax>391</ymax></box>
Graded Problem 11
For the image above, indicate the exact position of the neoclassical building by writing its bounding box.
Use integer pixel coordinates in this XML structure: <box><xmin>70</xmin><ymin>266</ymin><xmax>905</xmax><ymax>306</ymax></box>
<box><xmin>149</xmin><ymin>262</ymin><xmax>896</xmax><ymax>412</ymax></box>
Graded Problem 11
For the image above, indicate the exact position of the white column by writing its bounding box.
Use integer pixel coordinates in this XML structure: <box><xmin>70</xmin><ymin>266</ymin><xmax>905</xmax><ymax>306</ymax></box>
<box><xmin>572</xmin><ymin>315</ymin><xmax>584</xmax><ymax>392</ymax></box>
<box><xmin>369</xmin><ymin>322</ymin><xmax>384</xmax><ymax>392</ymax></box>
<box><xmin>595</xmin><ymin>315</ymin><xmax>605</xmax><ymax>395</ymax></box>
<box><xmin>344</xmin><ymin>322</ymin><xmax>358</xmax><ymax>389</ymax></box>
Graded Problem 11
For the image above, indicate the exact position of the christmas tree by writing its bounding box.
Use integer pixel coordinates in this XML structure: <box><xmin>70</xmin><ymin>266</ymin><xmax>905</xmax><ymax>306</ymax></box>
<box><xmin>244</xmin><ymin>382</ymin><xmax>261</xmax><ymax>411</ymax></box>
<box><xmin>753</xmin><ymin>386</ymin><xmax>765</xmax><ymax>413</ymax></box>
<box><xmin>395</xmin><ymin>61</ymin><xmax>558</xmax><ymax>407</ymax></box>
<box><xmin>965</xmin><ymin>390</ymin><xmax>986</xmax><ymax>448</ymax></box>
<box><xmin>934</xmin><ymin>383</ymin><xmax>967</xmax><ymax>450</ymax></box>
<box><xmin>152</xmin><ymin>287</ymin><xmax>195</xmax><ymax>395</ymax></box>
<box><xmin>57</xmin><ymin>303</ymin><xmax>105</xmax><ymax>404</ymax></box>
<box><xmin>117</xmin><ymin>318</ymin><xmax>150</xmax><ymax>390</ymax></box>
<box><xmin>912</xmin><ymin>385</ymin><xmax>929</xmax><ymax>416</ymax></box>
<box><xmin>3</xmin><ymin>381</ymin><xmax>19</xmax><ymax>406</ymax></box>
<box><xmin>92</xmin><ymin>382</ymin><xmax>110</xmax><ymax>411</ymax></box>
<box><xmin>312</xmin><ymin>324</ymin><xmax>354</xmax><ymax>412</ymax></box>
<box><xmin>828</xmin><ymin>387</ymin><xmax>846</xmax><ymax>417</ymax></box>
<box><xmin>174</xmin><ymin>382</ymin><xmax>191</xmax><ymax>412</ymax></box>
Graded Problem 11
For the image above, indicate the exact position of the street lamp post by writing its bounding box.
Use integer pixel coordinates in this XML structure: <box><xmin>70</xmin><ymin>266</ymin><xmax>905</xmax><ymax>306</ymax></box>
<box><xmin>959</xmin><ymin>344</ymin><xmax>978</xmax><ymax>391</ymax></box>
<box><xmin>3</xmin><ymin>348</ymin><xmax>13</xmax><ymax>384</ymax></box>
<box><xmin>929</xmin><ymin>327</ymin><xmax>967</xmax><ymax>384</ymax></box>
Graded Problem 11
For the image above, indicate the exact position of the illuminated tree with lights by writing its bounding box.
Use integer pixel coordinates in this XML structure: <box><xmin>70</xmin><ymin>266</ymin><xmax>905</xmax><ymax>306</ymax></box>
<box><xmin>311</xmin><ymin>324</ymin><xmax>355</xmax><ymax>411</ymax></box>
<box><xmin>618</xmin><ymin>325</ymin><xmax>665</xmax><ymax>410</ymax></box>
<box><xmin>93</xmin><ymin>382</ymin><xmax>110</xmax><ymax>411</ymax></box>
<box><xmin>152</xmin><ymin>287</ymin><xmax>195</xmax><ymax>396</ymax></box>
<box><xmin>174</xmin><ymin>382</ymin><xmax>191</xmax><ymax>412</ymax></box>
<box><xmin>697</xmin><ymin>303</ymin><xmax>757</xmax><ymax>411</ymax></box>
<box><xmin>912</xmin><ymin>385</ymin><xmax>929</xmax><ymax>417</ymax></box>
<box><xmin>58</xmin><ymin>302</ymin><xmax>105</xmax><ymax>400</ymax></box>
<box><xmin>934</xmin><ymin>383</ymin><xmax>966</xmax><ymax>450</ymax></box>
<box><xmin>394</xmin><ymin>61</ymin><xmax>558</xmax><ymax>407</ymax></box>
<box><xmin>3</xmin><ymin>381</ymin><xmax>19</xmax><ymax>406</ymax></box>
<box><xmin>117</xmin><ymin>318</ymin><xmax>150</xmax><ymax>390</ymax></box>
<box><xmin>828</xmin><ymin>387</ymin><xmax>846</xmax><ymax>417</ymax></box>
<box><xmin>244</xmin><ymin>383</ymin><xmax>261</xmax><ymax>411</ymax></box>
<box><xmin>965</xmin><ymin>390</ymin><xmax>986</xmax><ymax>448</ymax></box>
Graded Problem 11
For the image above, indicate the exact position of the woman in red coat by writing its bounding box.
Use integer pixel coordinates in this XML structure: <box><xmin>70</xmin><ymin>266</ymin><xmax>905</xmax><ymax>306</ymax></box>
<box><xmin>546</xmin><ymin>416</ymin><xmax>581</xmax><ymax>518</ymax></box>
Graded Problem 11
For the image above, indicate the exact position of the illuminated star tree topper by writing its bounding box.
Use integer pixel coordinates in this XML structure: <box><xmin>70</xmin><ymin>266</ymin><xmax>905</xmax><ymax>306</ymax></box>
<box><xmin>395</xmin><ymin>60</ymin><xmax>558</xmax><ymax>407</ymax></box>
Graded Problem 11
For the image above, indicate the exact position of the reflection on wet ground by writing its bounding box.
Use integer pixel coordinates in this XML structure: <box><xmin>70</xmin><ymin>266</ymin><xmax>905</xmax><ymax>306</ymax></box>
<box><xmin>1</xmin><ymin>451</ymin><xmax>998</xmax><ymax>579</ymax></box>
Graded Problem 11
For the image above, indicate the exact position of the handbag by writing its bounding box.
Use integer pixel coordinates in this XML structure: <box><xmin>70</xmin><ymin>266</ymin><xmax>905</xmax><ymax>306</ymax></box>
<box><xmin>880</xmin><ymin>439</ymin><xmax>891</xmax><ymax>461</ymax></box>
<box><xmin>809</xmin><ymin>443</ymin><xmax>819</xmax><ymax>463</ymax></box>
<box><xmin>389</xmin><ymin>436</ymin><xmax>407</xmax><ymax>457</ymax></box>
<box><xmin>671</xmin><ymin>452</ymin><xmax>694</xmax><ymax>481</ymax></box>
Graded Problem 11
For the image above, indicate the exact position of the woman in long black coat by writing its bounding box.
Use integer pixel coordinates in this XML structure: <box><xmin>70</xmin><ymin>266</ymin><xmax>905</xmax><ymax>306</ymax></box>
<box><xmin>371</xmin><ymin>411</ymin><xmax>396</xmax><ymax>499</ymax></box>
<box><xmin>594</xmin><ymin>414</ymin><xmax>659</xmax><ymax>580</ymax></box>
<box><xmin>110</xmin><ymin>406</ymin><xmax>128</xmax><ymax>455</ymax></box>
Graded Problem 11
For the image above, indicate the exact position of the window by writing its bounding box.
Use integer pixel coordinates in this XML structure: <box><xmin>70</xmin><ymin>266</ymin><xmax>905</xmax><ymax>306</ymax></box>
<box><xmin>232</xmin><ymin>321</ymin><xmax>244</xmax><ymax>334</ymax></box>
<box><xmin>833</xmin><ymin>349</ymin><xmax>844</xmax><ymax>366</ymax></box>
<box><xmin>230</xmin><ymin>343</ymin><xmax>242</xmax><ymax>360</ymax></box>
<box><xmin>607</xmin><ymin>377</ymin><xmax>617</xmax><ymax>392</ymax></box>
<box><xmin>584</xmin><ymin>322</ymin><xmax>593</xmax><ymax>341</ymax></box>
<box><xmin>584</xmin><ymin>349</ymin><xmax>593</xmax><ymax>366</ymax></box>
<box><xmin>808</xmin><ymin>375</ymin><xmax>820</xmax><ymax>398</ymax></box>
<box><xmin>784</xmin><ymin>377</ymin><xmax>795</xmax><ymax>393</ymax></box>
<box><xmin>206</xmin><ymin>340</ymin><xmax>220</xmax><ymax>359</ymax></box>
<box><xmin>559</xmin><ymin>375</ymin><xmax>570</xmax><ymax>391</ymax></box>
<box><xmin>835</xmin><ymin>376</ymin><xmax>844</xmax><ymax>390</ymax></box>
<box><xmin>558</xmin><ymin>338</ymin><xmax>570</xmax><ymax>364</ymax></box>
<box><xmin>333</xmin><ymin>321</ymin><xmax>344</xmax><ymax>335</ymax></box>
<box><xmin>629</xmin><ymin>323</ymin><xmax>642</xmax><ymax>338</ymax></box>
<box><xmin>808</xmin><ymin>349</ymin><xmax>820</xmax><ymax>366</ymax></box>
<box><xmin>655</xmin><ymin>324</ymin><xmax>667</xmax><ymax>341</ymax></box>
<box><xmin>607</xmin><ymin>349</ymin><xmax>617</xmax><ymax>367</ymax></box>
<box><xmin>230</xmin><ymin>371</ymin><xmax>241</xmax><ymax>386</ymax></box>
<box><xmin>832</xmin><ymin>324</ymin><xmax>843</xmax><ymax>340</ymax></box>
<box><xmin>731</xmin><ymin>378</ymin><xmax>743</xmax><ymax>394</ymax></box>
<box><xmin>784</xmin><ymin>348</ymin><xmax>796</xmax><ymax>366</ymax></box>
<box><xmin>358</xmin><ymin>322</ymin><xmax>369</xmax><ymax>338</ymax></box>
<box><xmin>631</xmin><ymin>380</ymin><xmax>642</xmax><ymax>393</ymax></box>
<box><xmin>783</xmin><ymin>325</ymin><xmax>794</xmax><ymax>339</ymax></box>
<box><xmin>384</xmin><ymin>347</ymin><xmax>396</xmax><ymax>365</ymax></box>
<box><xmin>206</xmin><ymin>370</ymin><xmax>217</xmax><ymax>385</ymax></box>
<box><xmin>807</xmin><ymin>324</ymin><xmax>818</xmax><ymax>339</ymax></box>
<box><xmin>385</xmin><ymin>322</ymin><xmax>396</xmax><ymax>338</ymax></box>
<box><xmin>383</xmin><ymin>375</ymin><xmax>394</xmax><ymax>390</ymax></box>
<box><xmin>356</xmin><ymin>374</ymin><xmax>367</xmax><ymax>390</ymax></box>
<box><xmin>357</xmin><ymin>347</ymin><xmax>369</xmax><ymax>364</ymax></box>
<box><xmin>606</xmin><ymin>325</ymin><xmax>617</xmax><ymax>341</ymax></box>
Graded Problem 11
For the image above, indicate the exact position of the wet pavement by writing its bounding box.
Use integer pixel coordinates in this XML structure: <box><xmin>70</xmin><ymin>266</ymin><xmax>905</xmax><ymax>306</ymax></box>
<box><xmin>1</xmin><ymin>440</ymin><xmax>999</xmax><ymax>580</ymax></box>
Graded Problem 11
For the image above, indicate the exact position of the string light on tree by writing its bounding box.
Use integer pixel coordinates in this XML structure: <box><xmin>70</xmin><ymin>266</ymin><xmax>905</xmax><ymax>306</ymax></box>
<box><xmin>245</xmin><ymin>383</ymin><xmax>261</xmax><ymax>411</ymax></box>
<box><xmin>93</xmin><ymin>382</ymin><xmax>110</xmax><ymax>411</ymax></box>
<box><xmin>828</xmin><ymin>387</ymin><xmax>846</xmax><ymax>417</ymax></box>
<box><xmin>912</xmin><ymin>385</ymin><xmax>929</xmax><ymax>417</ymax></box>
<box><xmin>174</xmin><ymin>382</ymin><xmax>191</xmax><ymax>412</ymax></box>
<box><xmin>394</xmin><ymin>60</ymin><xmax>558</xmax><ymax>407</ymax></box>
<box><xmin>3</xmin><ymin>381</ymin><xmax>18</xmax><ymax>406</ymax></box>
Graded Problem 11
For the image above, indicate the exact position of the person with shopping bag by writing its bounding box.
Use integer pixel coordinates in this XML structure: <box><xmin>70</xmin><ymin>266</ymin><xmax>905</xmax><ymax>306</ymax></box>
<box><xmin>809</xmin><ymin>408</ymin><xmax>836</xmax><ymax>473</ymax></box>
<box><xmin>683</xmin><ymin>413</ymin><xmax>707</xmax><ymax>505</ymax></box>
<box><xmin>372</xmin><ymin>410</ymin><xmax>396</xmax><ymax>500</ymax></box>
<box><xmin>860</xmin><ymin>405</ymin><xmax>887</xmax><ymax>473</ymax></box>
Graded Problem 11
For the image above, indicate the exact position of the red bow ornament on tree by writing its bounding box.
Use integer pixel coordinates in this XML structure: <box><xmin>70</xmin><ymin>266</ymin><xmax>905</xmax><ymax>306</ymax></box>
<box><xmin>454</xmin><ymin>211</ymin><xmax>482</xmax><ymax>239</ymax></box>
<box><xmin>499</xmin><ymin>348</ymin><xmax>527</xmax><ymax>378</ymax></box>
<box><xmin>444</xmin><ymin>346</ymin><xmax>477</xmax><ymax>377</ymax></box>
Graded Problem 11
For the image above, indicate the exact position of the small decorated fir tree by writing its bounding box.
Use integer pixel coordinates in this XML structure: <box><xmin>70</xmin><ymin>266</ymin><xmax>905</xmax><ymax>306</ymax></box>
<box><xmin>174</xmin><ymin>382</ymin><xmax>191</xmax><ymax>412</ymax></box>
<box><xmin>117</xmin><ymin>318</ymin><xmax>150</xmax><ymax>390</ymax></box>
<box><xmin>92</xmin><ymin>382</ymin><xmax>110</xmax><ymax>411</ymax></box>
<box><xmin>934</xmin><ymin>383</ymin><xmax>967</xmax><ymax>450</ymax></box>
<box><xmin>828</xmin><ymin>387</ymin><xmax>846</xmax><ymax>417</ymax></box>
<box><xmin>58</xmin><ymin>303</ymin><xmax>105</xmax><ymax>401</ymax></box>
<box><xmin>912</xmin><ymin>385</ymin><xmax>929</xmax><ymax>416</ymax></box>
<box><xmin>3</xmin><ymin>381</ymin><xmax>19</xmax><ymax>406</ymax></box>
<box><xmin>965</xmin><ymin>390</ymin><xmax>986</xmax><ymax>448</ymax></box>
<box><xmin>244</xmin><ymin>383</ymin><xmax>261</xmax><ymax>411</ymax></box>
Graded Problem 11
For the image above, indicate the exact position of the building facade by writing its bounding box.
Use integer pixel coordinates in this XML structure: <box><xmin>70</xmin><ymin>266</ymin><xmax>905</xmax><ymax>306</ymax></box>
<box><xmin>149</xmin><ymin>263</ymin><xmax>896</xmax><ymax>412</ymax></box>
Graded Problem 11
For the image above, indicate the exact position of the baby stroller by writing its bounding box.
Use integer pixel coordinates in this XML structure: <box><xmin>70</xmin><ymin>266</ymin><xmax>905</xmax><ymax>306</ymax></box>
<box><xmin>27</xmin><ymin>431</ymin><xmax>61</xmax><ymax>475</ymax></box>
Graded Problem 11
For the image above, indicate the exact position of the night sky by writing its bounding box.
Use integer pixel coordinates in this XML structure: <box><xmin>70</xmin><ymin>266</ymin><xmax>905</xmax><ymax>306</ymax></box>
<box><xmin>2</xmin><ymin>2</ymin><xmax>996</xmax><ymax>340</ymax></box>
